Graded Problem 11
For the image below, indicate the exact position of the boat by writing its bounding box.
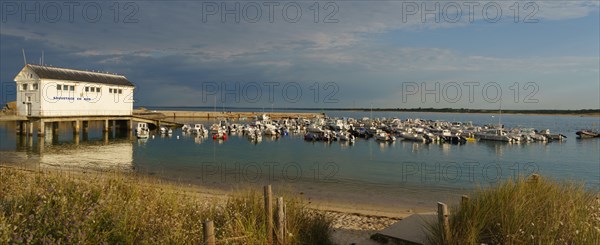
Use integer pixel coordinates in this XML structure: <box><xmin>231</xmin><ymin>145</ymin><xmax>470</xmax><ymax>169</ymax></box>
<box><xmin>210</xmin><ymin>123</ymin><xmax>223</xmax><ymax>134</ymax></box>
<box><xmin>576</xmin><ymin>130</ymin><xmax>600</xmax><ymax>139</ymax></box>
<box><xmin>539</xmin><ymin>129</ymin><xmax>566</xmax><ymax>141</ymax></box>
<box><xmin>159</xmin><ymin>126</ymin><xmax>172</xmax><ymax>135</ymax></box>
<box><xmin>434</xmin><ymin>130</ymin><xmax>466</xmax><ymax>144</ymax></box>
<box><xmin>474</xmin><ymin>129</ymin><xmax>514</xmax><ymax>142</ymax></box>
<box><xmin>307</xmin><ymin>124</ymin><xmax>324</xmax><ymax>133</ymax></box>
<box><xmin>304</xmin><ymin>132</ymin><xmax>319</xmax><ymax>141</ymax></box>
<box><xmin>193</xmin><ymin>124</ymin><xmax>208</xmax><ymax>136</ymax></box>
<box><xmin>338</xmin><ymin>133</ymin><xmax>355</xmax><ymax>143</ymax></box>
<box><xmin>212</xmin><ymin>131</ymin><xmax>228</xmax><ymax>140</ymax></box>
<box><xmin>136</xmin><ymin>123</ymin><xmax>150</xmax><ymax>139</ymax></box>
<box><xmin>375</xmin><ymin>131</ymin><xmax>395</xmax><ymax>142</ymax></box>
<box><xmin>401</xmin><ymin>132</ymin><xmax>427</xmax><ymax>143</ymax></box>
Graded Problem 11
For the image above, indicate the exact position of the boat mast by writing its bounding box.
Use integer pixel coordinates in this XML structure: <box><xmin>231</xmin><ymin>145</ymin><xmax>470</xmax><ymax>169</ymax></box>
<box><xmin>499</xmin><ymin>100</ymin><xmax>502</xmax><ymax>128</ymax></box>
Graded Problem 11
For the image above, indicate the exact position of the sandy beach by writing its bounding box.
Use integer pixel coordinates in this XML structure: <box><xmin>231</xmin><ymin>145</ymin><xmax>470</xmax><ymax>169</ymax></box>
<box><xmin>0</xmin><ymin>164</ymin><xmax>407</xmax><ymax>244</ymax></box>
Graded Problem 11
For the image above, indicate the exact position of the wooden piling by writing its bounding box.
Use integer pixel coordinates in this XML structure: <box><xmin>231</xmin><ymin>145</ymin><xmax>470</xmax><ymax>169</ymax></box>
<box><xmin>277</xmin><ymin>197</ymin><xmax>286</xmax><ymax>245</ymax></box>
<box><xmin>38</xmin><ymin>120</ymin><xmax>45</xmax><ymax>136</ymax></box>
<box><xmin>82</xmin><ymin>121</ymin><xmax>89</xmax><ymax>134</ymax></box>
<box><xmin>103</xmin><ymin>120</ymin><xmax>109</xmax><ymax>132</ymax></box>
<box><xmin>438</xmin><ymin>202</ymin><xmax>450</xmax><ymax>243</ymax></box>
<box><xmin>16</xmin><ymin>121</ymin><xmax>23</xmax><ymax>135</ymax></box>
<box><xmin>72</xmin><ymin>120</ymin><xmax>80</xmax><ymax>135</ymax></box>
<box><xmin>203</xmin><ymin>220</ymin><xmax>216</xmax><ymax>245</ymax></box>
<box><xmin>264</xmin><ymin>185</ymin><xmax>273</xmax><ymax>244</ymax></box>
<box><xmin>461</xmin><ymin>195</ymin><xmax>469</xmax><ymax>207</ymax></box>
<box><xmin>27</xmin><ymin>121</ymin><xmax>34</xmax><ymax>136</ymax></box>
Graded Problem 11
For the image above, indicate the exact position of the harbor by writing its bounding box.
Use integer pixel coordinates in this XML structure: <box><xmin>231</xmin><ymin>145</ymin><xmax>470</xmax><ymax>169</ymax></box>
<box><xmin>1</xmin><ymin>64</ymin><xmax>598</xmax><ymax>243</ymax></box>
<box><xmin>3</xmin><ymin>0</ymin><xmax>600</xmax><ymax>242</ymax></box>
<box><xmin>3</xmin><ymin>110</ymin><xmax>598</xmax><ymax>191</ymax></box>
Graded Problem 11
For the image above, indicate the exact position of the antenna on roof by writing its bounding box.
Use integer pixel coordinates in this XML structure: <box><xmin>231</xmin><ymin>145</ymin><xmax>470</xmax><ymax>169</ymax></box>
<box><xmin>22</xmin><ymin>49</ymin><xmax>27</xmax><ymax>65</ymax></box>
<box><xmin>42</xmin><ymin>50</ymin><xmax>44</xmax><ymax>65</ymax></box>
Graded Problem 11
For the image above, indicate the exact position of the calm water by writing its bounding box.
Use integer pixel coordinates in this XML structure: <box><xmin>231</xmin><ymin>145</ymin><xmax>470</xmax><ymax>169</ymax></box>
<box><xmin>1</xmin><ymin>111</ymin><xmax>599</xmax><ymax>210</ymax></box>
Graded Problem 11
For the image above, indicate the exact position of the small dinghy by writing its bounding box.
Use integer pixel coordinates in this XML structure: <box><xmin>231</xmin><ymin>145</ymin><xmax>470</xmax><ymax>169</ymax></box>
<box><xmin>576</xmin><ymin>130</ymin><xmax>600</xmax><ymax>139</ymax></box>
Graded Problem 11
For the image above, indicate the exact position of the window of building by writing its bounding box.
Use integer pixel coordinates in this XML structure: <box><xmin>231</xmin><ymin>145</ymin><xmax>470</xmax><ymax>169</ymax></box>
<box><xmin>70</xmin><ymin>85</ymin><xmax>75</xmax><ymax>91</ymax></box>
<box><xmin>118</xmin><ymin>89</ymin><xmax>123</xmax><ymax>94</ymax></box>
<box><xmin>57</xmin><ymin>84</ymin><xmax>62</xmax><ymax>90</ymax></box>
<box><xmin>109</xmin><ymin>88</ymin><xmax>112</xmax><ymax>93</ymax></box>
<box><xmin>21</xmin><ymin>84</ymin><xmax>28</xmax><ymax>91</ymax></box>
<box><xmin>85</xmin><ymin>87</ymin><xmax>89</xmax><ymax>92</ymax></box>
<box><xmin>32</xmin><ymin>84</ymin><xmax>38</xmax><ymax>90</ymax></box>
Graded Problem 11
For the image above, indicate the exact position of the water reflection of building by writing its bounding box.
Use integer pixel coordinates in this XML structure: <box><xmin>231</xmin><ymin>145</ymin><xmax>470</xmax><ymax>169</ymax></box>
<box><xmin>10</xmin><ymin>129</ymin><xmax>134</xmax><ymax>171</ymax></box>
<box><xmin>39</xmin><ymin>141</ymin><xmax>133</xmax><ymax>171</ymax></box>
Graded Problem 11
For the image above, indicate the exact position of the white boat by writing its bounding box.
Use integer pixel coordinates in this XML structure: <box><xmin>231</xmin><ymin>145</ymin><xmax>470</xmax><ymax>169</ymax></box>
<box><xmin>401</xmin><ymin>132</ymin><xmax>427</xmax><ymax>142</ymax></box>
<box><xmin>307</xmin><ymin>124</ymin><xmax>324</xmax><ymax>133</ymax></box>
<box><xmin>375</xmin><ymin>132</ymin><xmax>395</xmax><ymax>142</ymax></box>
<box><xmin>264</xmin><ymin>128</ymin><xmax>278</xmax><ymax>136</ymax></box>
<box><xmin>159</xmin><ymin>126</ymin><xmax>172</xmax><ymax>135</ymax></box>
<box><xmin>539</xmin><ymin>129</ymin><xmax>566</xmax><ymax>141</ymax></box>
<box><xmin>136</xmin><ymin>123</ymin><xmax>150</xmax><ymax>139</ymax></box>
<box><xmin>181</xmin><ymin>124</ymin><xmax>192</xmax><ymax>133</ymax></box>
<box><xmin>518</xmin><ymin>128</ymin><xmax>546</xmax><ymax>142</ymax></box>
<box><xmin>327</xmin><ymin>119</ymin><xmax>346</xmax><ymax>131</ymax></box>
<box><xmin>248</xmin><ymin>129</ymin><xmax>263</xmax><ymax>142</ymax></box>
<box><xmin>210</xmin><ymin>123</ymin><xmax>222</xmax><ymax>134</ymax></box>
<box><xmin>338</xmin><ymin>132</ymin><xmax>355</xmax><ymax>143</ymax></box>
<box><xmin>193</xmin><ymin>124</ymin><xmax>208</xmax><ymax>136</ymax></box>
<box><xmin>475</xmin><ymin>129</ymin><xmax>514</xmax><ymax>142</ymax></box>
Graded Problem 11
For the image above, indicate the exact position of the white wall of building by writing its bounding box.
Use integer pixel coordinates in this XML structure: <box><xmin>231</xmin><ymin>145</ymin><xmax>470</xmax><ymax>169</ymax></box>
<box><xmin>15</xmin><ymin>69</ymin><xmax>42</xmax><ymax>117</ymax></box>
<box><xmin>38</xmin><ymin>79</ymin><xmax>134</xmax><ymax>116</ymax></box>
<box><xmin>15</xmin><ymin>67</ymin><xmax>134</xmax><ymax>117</ymax></box>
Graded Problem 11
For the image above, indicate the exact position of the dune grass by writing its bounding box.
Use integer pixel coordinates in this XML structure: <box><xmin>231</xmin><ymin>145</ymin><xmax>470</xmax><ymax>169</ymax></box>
<box><xmin>427</xmin><ymin>175</ymin><xmax>600</xmax><ymax>244</ymax></box>
<box><xmin>0</xmin><ymin>167</ymin><xmax>333</xmax><ymax>244</ymax></box>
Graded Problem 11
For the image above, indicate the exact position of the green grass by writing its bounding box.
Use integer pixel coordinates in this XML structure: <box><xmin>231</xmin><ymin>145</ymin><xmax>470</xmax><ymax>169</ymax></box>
<box><xmin>427</xmin><ymin>175</ymin><xmax>600</xmax><ymax>244</ymax></box>
<box><xmin>0</xmin><ymin>167</ymin><xmax>333</xmax><ymax>244</ymax></box>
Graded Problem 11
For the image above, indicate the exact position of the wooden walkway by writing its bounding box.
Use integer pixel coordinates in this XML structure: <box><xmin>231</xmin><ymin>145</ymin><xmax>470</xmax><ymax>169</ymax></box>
<box><xmin>15</xmin><ymin>115</ymin><xmax>182</xmax><ymax>136</ymax></box>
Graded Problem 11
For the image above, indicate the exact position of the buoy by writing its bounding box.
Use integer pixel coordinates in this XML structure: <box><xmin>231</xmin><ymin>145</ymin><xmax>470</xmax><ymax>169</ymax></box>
<box><xmin>152</xmin><ymin>135</ymin><xmax>155</xmax><ymax>139</ymax></box>
<box><xmin>177</xmin><ymin>136</ymin><xmax>180</xmax><ymax>139</ymax></box>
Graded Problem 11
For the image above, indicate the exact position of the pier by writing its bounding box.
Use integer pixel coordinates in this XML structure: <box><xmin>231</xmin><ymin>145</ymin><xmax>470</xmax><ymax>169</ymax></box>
<box><xmin>135</xmin><ymin>109</ymin><xmax>325</xmax><ymax>120</ymax></box>
<box><xmin>15</xmin><ymin>115</ymin><xmax>182</xmax><ymax>138</ymax></box>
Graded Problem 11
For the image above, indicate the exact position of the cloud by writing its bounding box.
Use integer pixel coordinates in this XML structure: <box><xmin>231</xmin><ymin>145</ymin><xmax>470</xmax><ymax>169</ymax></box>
<box><xmin>1</xmin><ymin>1</ymin><xmax>598</xmax><ymax>109</ymax></box>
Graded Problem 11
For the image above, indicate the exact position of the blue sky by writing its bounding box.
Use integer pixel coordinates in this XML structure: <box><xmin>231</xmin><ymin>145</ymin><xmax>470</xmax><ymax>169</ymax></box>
<box><xmin>1</xmin><ymin>1</ymin><xmax>598</xmax><ymax>109</ymax></box>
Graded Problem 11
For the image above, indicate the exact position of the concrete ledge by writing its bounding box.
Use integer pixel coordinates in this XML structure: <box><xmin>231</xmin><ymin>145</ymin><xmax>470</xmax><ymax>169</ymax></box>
<box><xmin>371</xmin><ymin>213</ymin><xmax>437</xmax><ymax>245</ymax></box>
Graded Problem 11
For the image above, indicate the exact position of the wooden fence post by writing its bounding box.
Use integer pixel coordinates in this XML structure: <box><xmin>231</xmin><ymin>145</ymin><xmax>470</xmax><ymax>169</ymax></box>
<box><xmin>264</xmin><ymin>185</ymin><xmax>273</xmax><ymax>244</ymax></box>
<box><xmin>461</xmin><ymin>195</ymin><xmax>469</xmax><ymax>208</ymax></box>
<box><xmin>277</xmin><ymin>197</ymin><xmax>286</xmax><ymax>245</ymax></box>
<box><xmin>437</xmin><ymin>202</ymin><xmax>450</xmax><ymax>243</ymax></box>
<box><xmin>530</xmin><ymin>173</ymin><xmax>540</xmax><ymax>183</ymax></box>
<box><xmin>203</xmin><ymin>220</ymin><xmax>216</xmax><ymax>245</ymax></box>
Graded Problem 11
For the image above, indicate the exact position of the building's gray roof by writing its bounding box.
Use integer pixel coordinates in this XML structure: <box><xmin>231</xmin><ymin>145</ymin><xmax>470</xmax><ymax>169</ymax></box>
<box><xmin>27</xmin><ymin>64</ymin><xmax>135</xmax><ymax>87</ymax></box>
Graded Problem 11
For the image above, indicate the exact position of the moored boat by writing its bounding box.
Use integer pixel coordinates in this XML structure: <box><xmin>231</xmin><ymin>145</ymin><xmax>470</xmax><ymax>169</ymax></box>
<box><xmin>576</xmin><ymin>130</ymin><xmax>600</xmax><ymax>139</ymax></box>
<box><xmin>136</xmin><ymin>123</ymin><xmax>150</xmax><ymax>139</ymax></box>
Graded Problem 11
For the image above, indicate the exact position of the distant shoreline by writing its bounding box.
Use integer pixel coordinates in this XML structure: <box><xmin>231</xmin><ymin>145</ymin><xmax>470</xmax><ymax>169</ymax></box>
<box><xmin>139</xmin><ymin>107</ymin><xmax>600</xmax><ymax>118</ymax></box>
